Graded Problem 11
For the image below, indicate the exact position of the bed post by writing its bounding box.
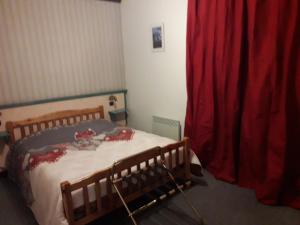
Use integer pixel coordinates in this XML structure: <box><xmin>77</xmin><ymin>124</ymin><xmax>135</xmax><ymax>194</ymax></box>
<box><xmin>98</xmin><ymin>106</ymin><xmax>105</xmax><ymax>119</ymax></box>
<box><xmin>183</xmin><ymin>137</ymin><xmax>191</xmax><ymax>180</ymax></box>
<box><xmin>5</xmin><ymin>121</ymin><xmax>14</xmax><ymax>146</ymax></box>
<box><xmin>61</xmin><ymin>181</ymin><xmax>75</xmax><ymax>225</ymax></box>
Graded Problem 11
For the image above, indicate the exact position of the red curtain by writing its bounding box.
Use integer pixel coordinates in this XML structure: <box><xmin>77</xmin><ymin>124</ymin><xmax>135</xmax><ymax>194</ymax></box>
<box><xmin>185</xmin><ymin>0</ymin><xmax>300</xmax><ymax>208</ymax></box>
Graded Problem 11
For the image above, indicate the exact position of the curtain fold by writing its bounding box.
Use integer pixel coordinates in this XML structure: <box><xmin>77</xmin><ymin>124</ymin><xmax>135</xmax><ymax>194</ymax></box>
<box><xmin>185</xmin><ymin>0</ymin><xmax>300</xmax><ymax>208</ymax></box>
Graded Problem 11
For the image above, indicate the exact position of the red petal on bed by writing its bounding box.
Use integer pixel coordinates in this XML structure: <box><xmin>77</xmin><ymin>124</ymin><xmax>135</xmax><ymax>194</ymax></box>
<box><xmin>74</xmin><ymin>129</ymin><xmax>96</xmax><ymax>141</ymax></box>
<box><xmin>104</xmin><ymin>128</ymin><xmax>134</xmax><ymax>142</ymax></box>
<box><xmin>29</xmin><ymin>150</ymin><xmax>66</xmax><ymax>170</ymax></box>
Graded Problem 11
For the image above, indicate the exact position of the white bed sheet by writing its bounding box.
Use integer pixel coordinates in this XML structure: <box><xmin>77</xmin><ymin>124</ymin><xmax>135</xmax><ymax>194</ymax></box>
<box><xmin>28</xmin><ymin>129</ymin><xmax>200</xmax><ymax>225</ymax></box>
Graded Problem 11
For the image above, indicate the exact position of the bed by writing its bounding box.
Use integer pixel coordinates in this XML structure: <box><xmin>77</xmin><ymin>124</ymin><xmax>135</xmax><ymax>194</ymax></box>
<box><xmin>5</xmin><ymin>105</ymin><xmax>200</xmax><ymax>225</ymax></box>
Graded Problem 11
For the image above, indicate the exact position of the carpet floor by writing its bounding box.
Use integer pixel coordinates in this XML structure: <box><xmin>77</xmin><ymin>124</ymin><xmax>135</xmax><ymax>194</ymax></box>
<box><xmin>1</xmin><ymin>170</ymin><xmax>299</xmax><ymax>225</ymax></box>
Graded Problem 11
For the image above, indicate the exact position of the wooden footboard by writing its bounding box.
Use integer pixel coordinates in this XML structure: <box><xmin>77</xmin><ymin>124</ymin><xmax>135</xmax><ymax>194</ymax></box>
<box><xmin>60</xmin><ymin>138</ymin><xmax>191</xmax><ymax>225</ymax></box>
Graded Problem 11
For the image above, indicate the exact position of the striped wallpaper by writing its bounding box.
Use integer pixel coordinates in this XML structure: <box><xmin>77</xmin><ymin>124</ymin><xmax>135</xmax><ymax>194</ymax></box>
<box><xmin>0</xmin><ymin>0</ymin><xmax>125</xmax><ymax>105</ymax></box>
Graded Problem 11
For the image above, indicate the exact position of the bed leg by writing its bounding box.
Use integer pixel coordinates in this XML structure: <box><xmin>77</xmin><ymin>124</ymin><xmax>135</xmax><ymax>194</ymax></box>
<box><xmin>183</xmin><ymin>137</ymin><xmax>192</xmax><ymax>180</ymax></box>
<box><xmin>61</xmin><ymin>181</ymin><xmax>75</xmax><ymax>225</ymax></box>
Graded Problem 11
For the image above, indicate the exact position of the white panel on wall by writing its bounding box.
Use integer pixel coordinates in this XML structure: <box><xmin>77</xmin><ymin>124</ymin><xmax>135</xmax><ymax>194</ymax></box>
<box><xmin>121</xmin><ymin>0</ymin><xmax>188</xmax><ymax>134</ymax></box>
<box><xmin>0</xmin><ymin>0</ymin><xmax>125</xmax><ymax>105</ymax></box>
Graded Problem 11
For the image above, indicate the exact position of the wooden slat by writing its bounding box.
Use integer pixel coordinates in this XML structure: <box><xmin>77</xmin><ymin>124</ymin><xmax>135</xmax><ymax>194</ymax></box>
<box><xmin>168</xmin><ymin>151</ymin><xmax>173</xmax><ymax>169</ymax></box>
<box><xmin>37</xmin><ymin>123</ymin><xmax>41</xmax><ymax>131</ymax></box>
<box><xmin>29</xmin><ymin>125</ymin><xmax>34</xmax><ymax>134</ymax></box>
<box><xmin>99</xmin><ymin>109</ymin><xmax>104</xmax><ymax>119</ymax></box>
<box><xmin>20</xmin><ymin>126</ymin><xmax>26</xmax><ymax>138</ymax></box>
<box><xmin>82</xmin><ymin>186</ymin><xmax>90</xmax><ymax>215</ymax></box>
<box><xmin>161</xmin><ymin>150</ymin><xmax>166</xmax><ymax>161</ymax></box>
<box><xmin>95</xmin><ymin>181</ymin><xmax>102</xmax><ymax>212</ymax></box>
<box><xmin>73</xmin><ymin>117</ymin><xmax>77</xmax><ymax>123</ymax></box>
<box><xmin>175</xmin><ymin>147</ymin><xmax>180</xmax><ymax>167</ymax></box>
<box><xmin>106</xmin><ymin>176</ymin><xmax>112</xmax><ymax>208</ymax></box>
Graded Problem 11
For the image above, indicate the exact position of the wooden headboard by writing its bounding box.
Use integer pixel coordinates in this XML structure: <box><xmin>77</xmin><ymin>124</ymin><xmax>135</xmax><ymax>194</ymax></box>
<box><xmin>6</xmin><ymin>106</ymin><xmax>104</xmax><ymax>145</ymax></box>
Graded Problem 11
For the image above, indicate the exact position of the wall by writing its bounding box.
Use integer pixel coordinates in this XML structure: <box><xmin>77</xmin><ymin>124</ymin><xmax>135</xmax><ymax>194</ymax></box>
<box><xmin>0</xmin><ymin>0</ymin><xmax>125</xmax><ymax>105</ymax></box>
<box><xmin>121</xmin><ymin>0</ymin><xmax>188</xmax><ymax>134</ymax></box>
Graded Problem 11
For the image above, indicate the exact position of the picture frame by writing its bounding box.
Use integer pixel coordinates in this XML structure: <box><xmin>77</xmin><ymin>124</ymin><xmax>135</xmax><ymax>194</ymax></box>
<box><xmin>151</xmin><ymin>23</ymin><xmax>165</xmax><ymax>52</ymax></box>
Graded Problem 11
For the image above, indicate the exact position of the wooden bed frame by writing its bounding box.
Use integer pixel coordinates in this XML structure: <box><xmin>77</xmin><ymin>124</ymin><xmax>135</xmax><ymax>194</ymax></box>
<box><xmin>5</xmin><ymin>106</ymin><xmax>192</xmax><ymax>225</ymax></box>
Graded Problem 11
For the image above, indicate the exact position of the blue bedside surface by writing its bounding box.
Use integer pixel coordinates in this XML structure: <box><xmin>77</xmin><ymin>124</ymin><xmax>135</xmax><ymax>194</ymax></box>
<box><xmin>109</xmin><ymin>108</ymin><xmax>127</xmax><ymax>125</ymax></box>
<box><xmin>0</xmin><ymin>131</ymin><xmax>9</xmax><ymax>142</ymax></box>
<box><xmin>109</xmin><ymin>108</ymin><xmax>127</xmax><ymax>114</ymax></box>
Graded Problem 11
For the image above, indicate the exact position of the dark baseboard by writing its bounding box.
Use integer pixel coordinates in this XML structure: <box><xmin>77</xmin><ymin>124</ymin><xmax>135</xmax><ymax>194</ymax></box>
<box><xmin>0</xmin><ymin>169</ymin><xmax>7</xmax><ymax>178</ymax></box>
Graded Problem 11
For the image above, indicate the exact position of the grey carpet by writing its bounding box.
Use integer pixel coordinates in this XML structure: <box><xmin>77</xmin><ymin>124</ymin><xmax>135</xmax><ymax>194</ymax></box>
<box><xmin>1</xmin><ymin>171</ymin><xmax>300</xmax><ymax>225</ymax></box>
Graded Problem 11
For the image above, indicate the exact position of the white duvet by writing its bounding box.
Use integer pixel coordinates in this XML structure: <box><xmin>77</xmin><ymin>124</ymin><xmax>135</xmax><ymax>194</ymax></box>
<box><xmin>28</xmin><ymin>130</ymin><xmax>200</xmax><ymax>225</ymax></box>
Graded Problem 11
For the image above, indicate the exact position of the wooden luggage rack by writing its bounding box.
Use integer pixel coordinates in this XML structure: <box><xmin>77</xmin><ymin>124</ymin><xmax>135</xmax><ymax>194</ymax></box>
<box><xmin>111</xmin><ymin>145</ymin><xmax>204</xmax><ymax>225</ymax></box>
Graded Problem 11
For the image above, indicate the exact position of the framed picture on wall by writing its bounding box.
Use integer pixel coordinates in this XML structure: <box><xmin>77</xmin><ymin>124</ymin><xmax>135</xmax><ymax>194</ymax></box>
<box><xmin>151</xmin><ymin>24</ymin><xmax>165</xmax><ymax>52</ymax></box>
